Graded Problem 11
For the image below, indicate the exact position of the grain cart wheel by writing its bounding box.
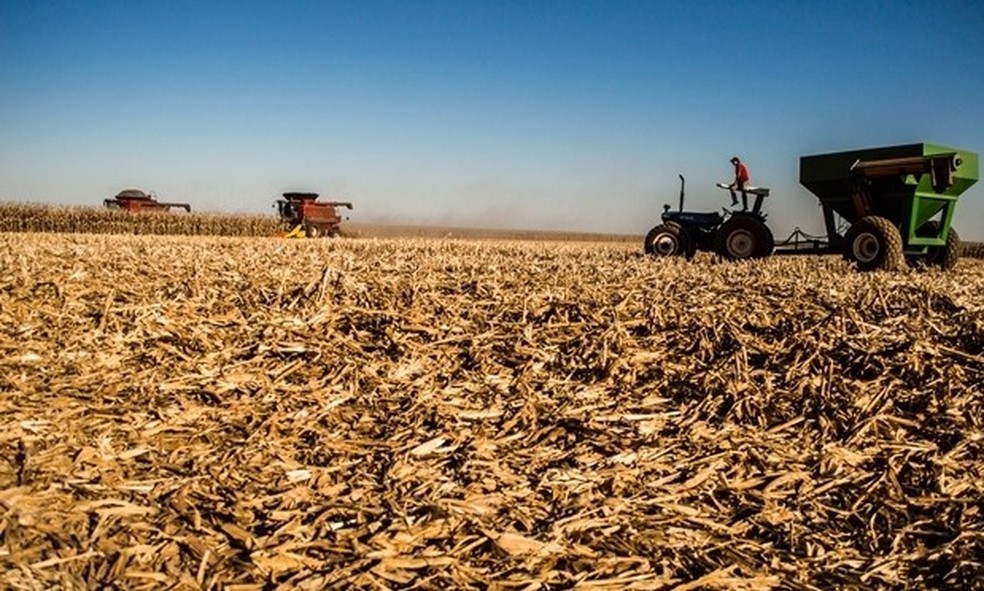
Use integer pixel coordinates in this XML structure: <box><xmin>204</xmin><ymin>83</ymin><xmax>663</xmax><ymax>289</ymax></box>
<box><xmin>908</xmin><ymin>221</ymin><xmax>959</xmax><ymax>270</ymax></box>
<box><xmin>304</xmin><ymin>223</ymin><xmax>322</xmax><ymax>238</ymax></box>
<box><xmin>644</xmin><ymin>223</ymin><xmax>691</xmax><ymax>258</ymax></box>
<box><xmin>843</xmin><ymin>216</ymin><xmax>904</xmax><ymax>271</ymax></box>
<box><xmin>714</xmin><ymin>216</ymin><xmax>772</xmax><ymax>260</ymax></box>
<box><xmin>921</xmin><ymin>223</ymin><xmax>960</xmax><ymax>270</ymax></box>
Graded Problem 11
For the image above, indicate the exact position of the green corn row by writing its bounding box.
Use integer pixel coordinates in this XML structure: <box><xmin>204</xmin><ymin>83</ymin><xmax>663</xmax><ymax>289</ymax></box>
<box><xmin>0</xmin><ymin>202</ymin><xmax>282</xmax><ymax>237</ymax></box>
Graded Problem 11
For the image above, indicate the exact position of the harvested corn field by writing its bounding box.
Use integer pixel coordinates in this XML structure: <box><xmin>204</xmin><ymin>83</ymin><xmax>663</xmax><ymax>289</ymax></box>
<box><xmin>1</xmin><ymin>233</ymin><xmax>983</xmax><ymax>590</ymax></box>
<box><xmin>342</xmin><ymin>223</ymin><xmax>639</xmax><ymax>243</ymax></box>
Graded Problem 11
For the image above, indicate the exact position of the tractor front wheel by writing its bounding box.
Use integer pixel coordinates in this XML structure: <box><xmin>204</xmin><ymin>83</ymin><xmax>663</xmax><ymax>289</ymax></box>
<box><xmin>714</xmin><ymin>216</ymin><xmax>773</xmax><ymax>260</ymax></box>
<box><xmin>305</xmin><ymin>223</ymin><xmax>323</xmax><ymax>238</ymax></box>
<box><xmin>843</xmin><ymin>216</ymin><xmax>904</xmax><ymax>271</ymax></box>
<box><xmin>644</xmin><ymin>223</ymin><xmax>691</xmax><ymax>258</ymax></box>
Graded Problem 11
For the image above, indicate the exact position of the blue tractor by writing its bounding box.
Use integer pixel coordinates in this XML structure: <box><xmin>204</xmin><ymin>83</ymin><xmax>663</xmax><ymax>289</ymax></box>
<box><xmin>644</xmin><ymin>175</ymin><xmax>775</xmax><ymax>260</ymax></box>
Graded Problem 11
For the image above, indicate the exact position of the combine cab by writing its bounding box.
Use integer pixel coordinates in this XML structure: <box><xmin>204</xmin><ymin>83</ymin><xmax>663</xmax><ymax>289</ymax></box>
<box><xmin>276</xmin><ymin>192</ymin><xmax>353</xmax><ymax>238</ymax></box>
<box><xmin>104</xmin><ymin>189</ymin><xmax>191</xmax><ymax>213</ymax></box>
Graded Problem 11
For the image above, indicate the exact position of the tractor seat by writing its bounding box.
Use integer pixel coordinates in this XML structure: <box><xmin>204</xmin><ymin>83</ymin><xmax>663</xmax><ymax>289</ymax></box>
<box><xmin>716</xmin><ymin>182</ymin><xmax>770</xmax><ymax>197</ymax></box>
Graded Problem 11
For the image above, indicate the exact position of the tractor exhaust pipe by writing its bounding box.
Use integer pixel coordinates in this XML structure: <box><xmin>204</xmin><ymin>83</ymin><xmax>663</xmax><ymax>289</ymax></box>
<box><xmin>678</xmin><ymin>174</ymin><xmax>685</xmax><ymax>212</ymax></box>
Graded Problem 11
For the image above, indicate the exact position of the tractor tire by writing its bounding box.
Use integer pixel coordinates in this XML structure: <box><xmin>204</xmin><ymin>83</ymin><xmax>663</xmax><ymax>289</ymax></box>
<box><xmin>305</xmin><ymin>223</ymin><xmax>323</xmax><ymax>239</ymax></box>
<box><xmin>757</xmin><ymin>223</ymin><xmax>775</xmax><ymax>258</ymax></box>
<box><xmin>644</xmin><ymin>223</ymin><xmax>691</xmax><ymax>258</ymax></box>
<box><xmin>843</xmin><ymin>216</ymin><xmax>904</xmax><ymax>271</ymax></box>
<box><xmin>918</xmin><ymin>222</ymin><xmax>960</xmax><ymax>270</ymax></box>
<box><xmin>714</xmin><ymin>216</ymin><xmax>773</xmax><ymax>260</ymax></box>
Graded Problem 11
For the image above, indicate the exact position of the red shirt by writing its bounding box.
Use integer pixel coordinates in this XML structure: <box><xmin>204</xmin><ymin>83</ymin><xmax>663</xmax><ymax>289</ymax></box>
<box><xmin>734</xmin><ymin>162</ymin><xmax>749</xmax><ymax>185</ymax></box>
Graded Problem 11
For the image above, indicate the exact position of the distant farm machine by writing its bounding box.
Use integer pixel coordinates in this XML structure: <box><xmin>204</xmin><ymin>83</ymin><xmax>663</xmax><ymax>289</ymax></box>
<box><xmin>646</xmin><ymin>176</ymin><xmax>774</xmax><ymax>261</ymax></box>
<box><xmin>644</xmin><ymin>143</ymin><xmax>979</xmax><ymax>271</ymax></box>
<box><xmin>104</xmin><ymin>189</ymin><xmax>191</xmax><ymax>213</ymax></box>
<box><xmin>276</xmin><ymin>192</ymin><xmax>353</xmax><ymax>238</ymax></box>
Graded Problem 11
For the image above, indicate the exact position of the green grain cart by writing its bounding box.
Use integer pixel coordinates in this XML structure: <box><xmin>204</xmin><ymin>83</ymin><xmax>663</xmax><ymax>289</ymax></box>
<box><xmin>796</xmin><ymin>143</ymin><xmax>978</xmax><ymax>270</ymax></box>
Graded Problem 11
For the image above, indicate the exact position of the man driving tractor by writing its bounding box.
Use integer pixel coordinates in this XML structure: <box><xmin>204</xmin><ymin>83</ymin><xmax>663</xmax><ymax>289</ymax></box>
<box><xmin>729</xmin><ymin>156</ymin><xmax>750</xmax><ymax>209</ymax></box>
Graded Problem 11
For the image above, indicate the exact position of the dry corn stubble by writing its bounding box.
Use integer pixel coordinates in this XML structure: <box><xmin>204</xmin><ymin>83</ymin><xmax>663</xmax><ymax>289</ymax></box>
<box><xmin>1</xmin><ymin>233</ymin><xmax>983</xmax><ymax>590</ymax></box>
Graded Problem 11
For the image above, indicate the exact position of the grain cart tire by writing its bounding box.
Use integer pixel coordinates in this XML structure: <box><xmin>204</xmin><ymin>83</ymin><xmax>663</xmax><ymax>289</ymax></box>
<box><xmin>939</xmin><ymin>227</ymin><xmax>960</xmax><ymax>270</ymax></box>
<box><xmin>843</xmin><ymin>216</ymin><xmax>904</xmax><ymax>271</ymax></box>
<box><xmin>908</xmin><ymin>221</ymin><xmax>959</xmax><ymax>270</ymax></box>
<box><xmin>644</xmin><ymin>223</ymin><xmax>691</xmax><ymax>258</ymax></box>
<box><xmin>305</xmin><ymin>223</ymin><xmax>322</xmax><ymax>238</ymax></box>
<box><xmin>714</xmin><ymin>216</ymin><xmax>772</xmax><ymax>260</ymax></box>
<box><xmin>920</xmin><ymin>223</ymin><xmax>960</xmax><ymax>270</ymax></box>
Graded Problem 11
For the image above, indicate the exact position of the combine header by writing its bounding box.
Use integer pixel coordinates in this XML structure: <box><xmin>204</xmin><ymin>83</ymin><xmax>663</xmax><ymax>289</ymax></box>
<box><xmin>104</xmin><ymin>189</ymin><xmax>191</xmax><ymax>213</ymax></box>
<box><xmin>276</xmin><ymin>192</ymin><xmax>353</xmax><ymax>238</ymax></box>
<box><xmin>644</xmin><ymin>143</ymin><xmax>978</xmax><ymax>271</ymax></box>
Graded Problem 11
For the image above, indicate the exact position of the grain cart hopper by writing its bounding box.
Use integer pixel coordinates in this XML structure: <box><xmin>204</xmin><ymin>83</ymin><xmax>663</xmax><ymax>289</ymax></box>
<box><xmin>798</xmin><ymin>143</ymin><xmax>978</xmax><ymax>270</ymax></box>
<box><xmin>104</xmin><ymin>189</ymin><xmax>192</xmax><ymax>212</ymax></box>
<box><xmin>276</xmin><ymin>192</ymin><xmax>353</xmax><ymax>238</ymax></box>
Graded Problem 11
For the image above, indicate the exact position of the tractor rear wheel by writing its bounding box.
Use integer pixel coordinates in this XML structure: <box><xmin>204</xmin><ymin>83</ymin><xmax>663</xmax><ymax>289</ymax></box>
<box><xmin>644</xmin><ymin>223</ymin><xmax>691</xmax><ymax>258</ymax></box>
<box><xmin>714</xmin><ymin>216</ymin><xmax>773</xmax><ymax>260</ymax></box>
<box><xmin>843</xmin><ymin>216</ymin><xmax>904</xmax><ymax>271</ymax></box>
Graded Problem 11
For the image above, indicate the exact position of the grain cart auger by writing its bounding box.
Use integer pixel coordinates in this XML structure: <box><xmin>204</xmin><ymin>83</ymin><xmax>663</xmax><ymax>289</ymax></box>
<box><xmin>276</xmin><ymin>192</ymin><xmax>353</xmax><ymax>238</ymax></box>
<box><xmin>796</xmin><ymin>144</ymin><xmax>978</xmax><ymax>271</ymax></box>
<box><xmin>644</xmin><ymin>175</ymin><xmax>775</xmax><ymax>260</ymax></box>
<box><xmin>104</xmin><ymin>189</ymin><xmax>192</xmax><ymax>212</ymax></box>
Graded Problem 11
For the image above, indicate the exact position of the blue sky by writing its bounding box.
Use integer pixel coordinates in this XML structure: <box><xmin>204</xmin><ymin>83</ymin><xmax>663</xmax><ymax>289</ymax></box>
<box><xmin>2</xmin><ymin>0</ymin><xmax>983</xmax><ymax>238</ymax></box>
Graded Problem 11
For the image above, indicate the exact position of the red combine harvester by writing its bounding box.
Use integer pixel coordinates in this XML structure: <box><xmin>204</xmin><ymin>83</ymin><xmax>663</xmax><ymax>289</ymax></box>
<box><xmin>276</xmin><ymin>192</ymin><xmax>353</xmax><ymax>238</ymax></box>
<box><xmin>104</xmin><ymin>189</ymin><xmax>191</xmax><ymax>212</ymax></box>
